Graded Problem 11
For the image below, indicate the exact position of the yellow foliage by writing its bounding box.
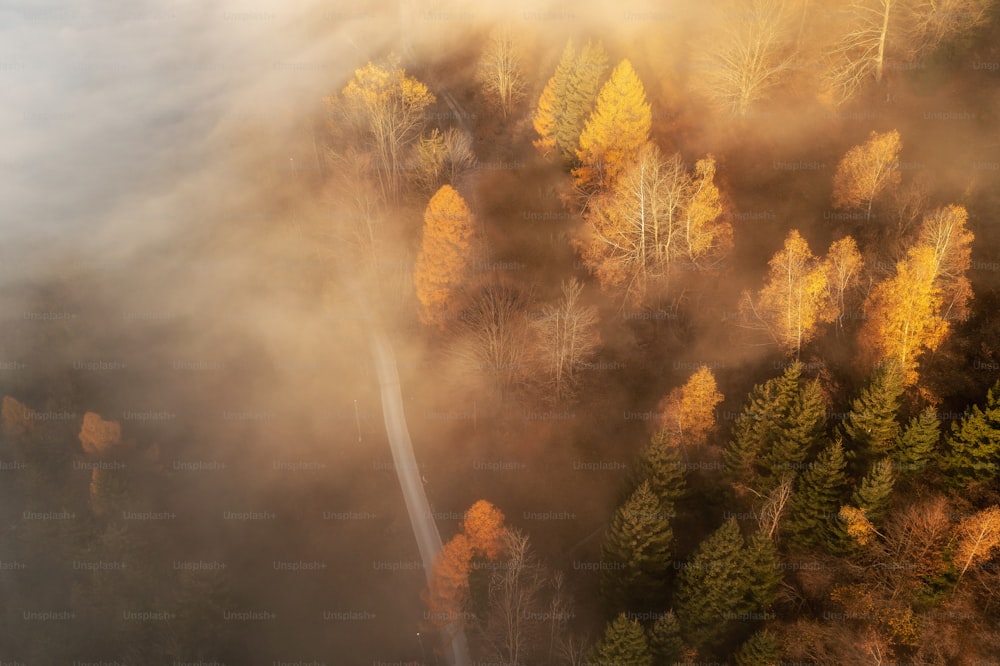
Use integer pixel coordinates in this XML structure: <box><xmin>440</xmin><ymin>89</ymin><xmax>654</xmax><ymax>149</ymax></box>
<box><xmin>832</xmin><ymin>130</ymin><xmax>902</xmax><ymax>218</ymax></box>
<box><xmin>532</xmin><ymin>73</ymin><xmax>559</xmax><ymax>156</ymax></box>
<box><xmin>954</xmin><ymin>505</ymin><xmax>1000</xmax><ymax>579</ymax></box>
<box><xmin>659</xmin><ymin>366</ymin><xmax>724</xmax><ymax>448</ymax></box>
<box><xmin>573</xmin><ymin>59</ymin><xmax>651</xmax><ymax>192</ymax></box>
<box><xmin>1</xmin><ymin>396</ymin><xmax>33</xmax><ymax>440</ymax></box>
<box><xmin>79</xmin><ymin>412</ymin><xmax>122</xmax><ymax>456</ymax></box>
<box><xmin>840</xmin><ymin>505</ymin><xmax>877</xmax><ymax>547</ymax></box>
<box><xmin>413</xmin><ymin>185</ymin><xmax>474</xmax><ymax>327</ymax></box>
<box><xmin>682</xmin><ymin>156</ymin><xmax>729</xmax><ymax>263</ymax></box>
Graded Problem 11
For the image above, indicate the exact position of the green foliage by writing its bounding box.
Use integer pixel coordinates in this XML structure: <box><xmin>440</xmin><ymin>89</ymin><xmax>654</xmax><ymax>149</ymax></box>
<box><xmin>893</xmin><ymin>407</ymin><xmax>940</xmax><ymax>477</ymax></box>
<box><xmin>675</xmin><ymin>518</ymin><xmax>749</xmax><ymax>653</ymax></box>
<box><xmin>600</xmin><ymin>480</ymin><xmax>673</xmax><ymax>612</ymax></box>
<box><xmin>851</xmin><ymin>458</ymin><xmax>895</xmax><ymax>525</ymax></box>
<box><xmin>785</xmin><ymin>440</ymin><xmax>849</xmax><ymax>552</ymax></box>
<box><xmin>590</xmin><ymin>613</ymin><xmax>654</xmax><ymax>666</ymax></box>
<box><xmin>630</xmin><ymin>429</ymin><xmax>687</xmax><ymax>508</ymax></box>
<box><xmin>842</xmin><ymin>361</ymin><xmax>904</xmax><ymax>460</ymax></box>
<box><xmin>942</xmin><ymin>381</ymin><xmax>1000</xmax><ymax>487</ymax></box>
<box><xmin>743</xmin><ymin>533</ymin><xmax>782</xmax><ymax>612</ymax></box>
<box><xmin>647</xmin><ymin>610</ymin><xmax>684</xmax><ymax>666</ymax></box>
<box><xmin>734</xmin><ymin>629</ymin><xmax>780</xmax><ymax>666</ymax></box>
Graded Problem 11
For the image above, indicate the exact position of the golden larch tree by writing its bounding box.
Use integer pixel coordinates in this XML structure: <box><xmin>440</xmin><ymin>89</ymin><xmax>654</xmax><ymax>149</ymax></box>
<box><xmin>860</xmin><ymin>245</ymin><xmax>948</xmax><ymax>386</ymax></box>
<box><xmin>463</xmin><ymin>499</ymin><xmax>507</xmax><ymax>560</ymax></box>
<box><xmin>426</xmin><ymin>533</ymin><xmax>473</xmax><ymax>629</ymax></box>
<box><xmin>681</xmin><ymin>156</ymin><xmax>730</xmax><ymax>266</ymax></box>
<box><xmin>413</xmin><ymin>185</ymin><xmax>475</xmax><ymax>327</ymax></box>
<box><xmin>832</xmin><ymin>129</ymin><xmax>902</xmax><ymax>221</ymax></box>
<box><xmin>573</xmin><ymin>59</ymin><xmax>652</xmax><ymax>192</ymax></box>
<box><xmin>657</xmin><ymin>366</ymin><xmax>724</xmax><ymax>448</ymax></box>
<box><xmin>79</xmin><ymin>412</ymin><xmax>122</xmax><ymax>456</ymax></box>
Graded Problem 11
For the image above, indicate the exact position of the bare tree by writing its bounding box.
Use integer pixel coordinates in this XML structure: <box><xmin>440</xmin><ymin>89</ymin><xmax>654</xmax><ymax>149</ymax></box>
<box><xmin>757</xmin><ymin>475</ymin><xmax>794</xmax><ymax>539</ymax></box>
<box><xmin>412</xmin><ymin>127</ymin><xmax>477</xmax><ymax>194</ymax></box>
<box><xmin>455</xmin><ymin>281</ymin><xmax>531</xmax><ymax>398</ymax></box>
<box><xmin>476</xmin><ymin>27</ymin><xmax>526</xmax><ymax>120</ymax></box>
<box><xmin>530</xmin><ymin>279</ymin><xmax>601</xmax><ymax>403</ymax></box>
<box><xmin>699</xmin><ymin>0</ymin><xmax>797</xmax><ymax>117</ymax></box>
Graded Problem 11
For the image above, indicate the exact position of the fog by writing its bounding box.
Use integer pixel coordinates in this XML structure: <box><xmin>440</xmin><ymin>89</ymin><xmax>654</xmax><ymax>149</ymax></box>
<box><xmin>2</xmin><ymin>0</ymin><xmax>1000</xmax><ymax>664</ymax></box>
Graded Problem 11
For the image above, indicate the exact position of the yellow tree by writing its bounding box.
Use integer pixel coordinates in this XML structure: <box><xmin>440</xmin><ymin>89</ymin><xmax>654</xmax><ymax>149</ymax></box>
<box><xmin>860</xmin><ymin>245</ymin><xmax>948</xmax><ymax>386</ymax></box>
<box><xmin>573</xmin><ymin>59</ymin><xmax>652</xmax><ymax>193</ymax></box>
<box><xmin>657</xmin><ymin>366</ymin><xmax>724</xmax><ymax>449</ymax></box>
<box><xmin>740</xmin><ymin>230</ymin><xmax>832</xmax><ymax>357</ymax></box>
<box><xmin>954</xmin><ymin>506</ymin><xmax>1000</xmax><ymax>580</ymax></box>
<box><xmin>79</xmin><ymin>412</ymin><xmax>122</xmax><ymax>456</ymax></box>
<box><xmin>413</xmin><ymin>185</ymin><xmax>475</xmax><ymax>327</ymax></box>
<box><xmin>680</xmin><ymin>156</ymin><xmax>730</xmax><ymax>266</ymax></box>
<box><xmin>329</xmin><ymin>55</ymin><xmax>435</xmax><ymax>203</ymax></box>
<box><xmin>917</xmin><ymin>204</ymin><xmax>974</xmax><ymax>321</ymax></box>
<box><xmin>821</xmin><ymin>236</ymin><xmax>864</xmax><ymax>330</ymax></box>
<box><xmin>832</xmin><ymin>129</ymin><xmax>902</xmax><ymax>221</ymax></box>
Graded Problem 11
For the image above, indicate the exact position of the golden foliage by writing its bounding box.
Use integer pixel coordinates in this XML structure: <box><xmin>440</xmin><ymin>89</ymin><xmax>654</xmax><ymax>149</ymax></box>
<box><xmin>918</xmin><ymin>204</ymin><xmax>974</xmax><ymax>321</ymax></box>
<box><xmin>413</xmin><ymin>185</ymin><xmax>475</xmax><ymax>327</ymax></box>
<box><xmin>821</xmin><ymin>236</ymin><xmax>863</xmax><ymax>322</ymax></box>
<box><xmin>658</xmin><ymin>366</ymin><xmax>724</xmax><ymax>448</ymax></box>
<box><xmin>79</xmin><ymin>412</ymin><xmax>122</xmax><ymax>456</ymax></box>
<box><xmin>1</xmin><ymin>395</ymin><xmax>33</xmax><ymax>440</ymax></box>
<box><xmin>426</xmin><ymin>533</ymin><xmax>473</xmax><ymax>628</ymax></box>
<box><xmin>954</xmin><ymin>505</ymin><xmax>1000</xmax><ymax>579</ymax></box>
<box><xmin>840</xmin><ymin>505</ymin><xmax>877</xmax><ymax>547</ymax></box>
<box><xmin>573</xmin><ymin>59</ymin><xmax>651</xmax><ymax>192</ymax></box>
<box><xmin>832</xmin><ymin>130</ymin><xmax>902</xmax><ymax>219</ymax></box>
<box><xmin>463</xmin><ymin>499</ymin><xmax>507</xmax><ymax>560</ymax></box>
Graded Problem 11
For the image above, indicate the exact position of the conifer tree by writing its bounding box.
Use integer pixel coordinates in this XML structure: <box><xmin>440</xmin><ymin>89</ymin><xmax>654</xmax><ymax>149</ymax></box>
<box><xmin>647</xmin><ymin>610</ymin><xmax>684</xmax><ymax>666</ymax></box>
<box><xmin>734</xmin><ymin>629</ymin><xmax>780</xmax><ymax>666</ymax></box>
<box><xmin>631</xmin><ymin>429</ymin><xmax>687</xmax><ymax>508</ymax></box>
<box><xmin>413</xmin><ymin>185</ymin><xmax>475</xmax><ymax>327</ymax></box>
<box><xmin>574</xmin><ymin>59</ymin><xmax>652</xmax><ymax>192</ymax></box>
<box><xmin>851</xmin><ymin>458</ymin><xmax>895</xmax><ymax>526</ymax></box>
<box><xmin>760</xmin><ymin>376</ymin><xmax>826</xmax><ymax>491</ymax></box>
<box><xmin>743</xmin><ymin>533</ymin><xmax>782</xmax><ymax>613</ymax></box>
<box><xmin>590</xmin><ymin>613</ymin><xmax>654</xmax><ymax>666</ymax></box>
<box><xmin>785</xmin><ymin>440</ymin><xmax>849</xmax><ymax>552</ymax></box>
<box><xmin>942</xmin><ymin>381</ymin><xmax>1000</xmax><ymax>487</ymax></box>
<box><xmin>893</xmin><ymin>407</ymin><xmax>939</xmax><ymax>477</ymax></box>
<box><xmin>675</xmin><ymin>518</ymin><xmax>750</xmax><ymax>652</ymax></box>
<box><xmin>532</xmin><ymin>42</ymin><xmax>574</xmax><ymax>157</ymax></box>
<box><xmin>600</xmin><ymin>480</ymin><xmax>673</xmax><ymax>612</ymax></box>
<box><xmin>842</xmin><ymin>361</ymin><xmax>904</xmax><ymax>460</ymax></box>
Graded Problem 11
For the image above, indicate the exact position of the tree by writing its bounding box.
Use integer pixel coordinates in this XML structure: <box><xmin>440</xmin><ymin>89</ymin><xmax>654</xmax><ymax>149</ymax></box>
<box><xmin>476</xmin><ymin>26</ymin><xmax>525</xmax><ymax>120</ymax></box>
<box><xmin>328</xmin><ymin>55</ymin><xmax>435</xmax><ymax>202</ymax></box>
<box><xmin>426</xmin><ymin>533</ymin><xmax>474</xmax><ymax>629</ymax></box>
<box><xmin>851</xmin><ymin>458</ymin><xmax>896</xmax><ymax>525</ymax></box>
<box><xmin>675</xmin><ymin>518</ymin><xmax>751</xmax><ymax>653</ymax></box>
<box><xmin>79</xmin><ymin>412</ymin><xmax>122</xmax><ymax>456</ymax></box>
<box><xmin>412</xmin><ymin>127</ymin><xmax>476</xmax><ymax>194</ymax></box>
<box><xmin>413</xmin><ymin>185</ymin><xmax>476</xmax><ymax>326</ymax></box>
<box><xmin>893</xmin><ymin>407</ymin><xmax>939</xmax><ymax>476</ymax></box>
<box><xmin>533</xmin><ymin>41</ymin><xmax>610</xmax><ymax>163</ymax></box>
<box><xmin>861</xmin><ymin>245</ymin><xmax>950</xmax><ymax>386</ymax></box>
<box><xmin>464</xmin><ymin>499</ymin><xmax>507</xmax><ymax>560</ymax></box>
<box><xmin>942</xmin><ymin>381</ymin><xmax>1000</xmax><ymax>487</ymax></box>
<box><xmin>842</xmin><ymin>361</ymin><xmax>905</xmax><ymax>459</ymax></box>
<box><xmin>589</xmin><ymin>613</ymin><xmax>654</xmax><ymax>666</ymax></box>
<box><xmin>785</xmin><ymin>440</ymin><xmax>849</xmax><ymax>552</ymax></box>
<box><xmin>821</xmin><ymin>236</ymin><xmax>864</xmax><ymax>331</ymax></box>
<box><xmin>529</xmin><ymin>278</ymin><xmax>600</xmax><ymax>402</ymax></box>
<box><xmin>757</xmin><ymin>476</ymin><xmax>794</xmax><ymax>539</ymax></box>
<box><xmin>917</xmin><ymin>204</ymin><xmax>974</xmax><ymax>321</ymax></box>
<box><xmin>573</xmin><ymin>59</ymin><xmax>652</xmax><ymax>192</ymax></box>
<box><xmin>600</xmin><ymin>480</ymin><xmax>673</xmax><ymax>613</ymax></box>
<box><xmin>699</xmin><ymin>0</ymin><xmax>796</xmax><ymax>117</ymax></box>
<box><xmin>577</xmin><ymin>143</ymin><xmax>729</xmax><ymax>304</ymax></box>
<box><xmin>954</xmin><ymin>506</ymin><xmax>1000</xmax><ymax>580</ymax></box>
<box><xmin>739</xmin><ymin>230</ymin><xmax>832</xmax><ymax>357</ymax></box>
<box><xmin>734</xmin><ymin>629</ymin><xmax>780</xmax><ymax>666</ymax></box>
<box><xmin>832</xmin><ymin>130</ymin><xmax>902</xmax><ymax>222</ymax></box>
<box><xmin>743</xmin><ymin>533</ymin><xmax>783</xmax><ymax>613</ymax></box>
<box><xmin>456</xmin><ymin>281</ymin><xmax>531</xmax><ymax>398</ymax></box>
<box><xmin>647</xmin><ymin>611</ymin><xmax>683</xmax><ymax>666</ymax></box>
<box><xmin>657</xmin><ymin>366</ymin><xmax>724</xmax><ymax>449</ymax></box>
<box><xmin>1</xmin><ymin>395</ymin><xmax>33</xmax><ymax>440</ymax></box>
<box><xmin>632</xmin><ymin>429</ymin><xmax>688</xmax><ymax>508</ymax></box>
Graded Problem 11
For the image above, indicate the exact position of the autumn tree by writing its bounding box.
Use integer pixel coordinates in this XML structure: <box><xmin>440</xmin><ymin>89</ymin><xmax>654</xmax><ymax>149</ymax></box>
<box><xmin>327</xmin><ymin>55</ymin><xmax>435</xmax><ymax>202</ymax></box>
<box><xmin>599</xmin><ymin>480</ymin><xmax>674</xmax><ymax>613</ymax></box>
<box><xmin>577</xmin><ymin>143</ymin><xmax>729</xmax><ymax>305</ymax></box>
<box><xmin>533</xmin><ymin>41</ymin><xmax>609</xmax><ymax>163</ymax></box>
<box><xmin>832</xmin><ymin>130</ymin><xmax>902</xmax><ymax>222</ymax></box>
<box><xmin>656</xmin><ymin>365</ymin><xmax>724</xmax><ymax>449</ymax></box>
<box><xmin>954</xmin><ymin>506</ymin><xmax>1000</xmax><ymax>580</ymax></box>
<box><xmin>589</xmin><ymin>613</ymin><xmax>653</xmax><ymax>666</ymax></box>
<box><xmin>79</xmin><ymin>412</ymin><xmax>122</xmax><ymax>456</ymax></box>
<box><xmin>1</xmin><ymin>395</ymin><xmax>33</xmax><ymax>440</ymax></box>
<box><xmin>860</xmin><ymin>245</ymin><xmax>948</xmax><ymax>385</ymax></box>
<box><xmin>573</xmin><ymin>59</ymin><xmax>652</xmax><ymax>192</ymax></box>
<box><xmin>739</xmin><ymin>230</ymin><xmax>833</xmax><ymax>357</ymax></box>
<box><xmin>699</xmin><ymin>0</ymin><xmax>797</xmax><ymax>117</ymax></box>
<box><xmin>942</xmin><ymin>381</ymin><xmax>1000</xmax><ymax>487</ymax></box>
<box><xmin>917</xmin><ymin>204</ymin><xmax>974</xmax><ymax>321</ymax></box>
<box><xmin>476</xmin><ymin>26</ymin><xmax>525</xmax><ymax>120</ymax></box>
<box><xmin>821</xmin><ymin>235</ymin><xmax>864</xmax><ymax>331</ymax></box>
<box><xmin>529</xmin><ymin>278</ymin><xmax>600</xmax><ymax>402</ymax></box>
<box><xmin>412</xmin><ymin>127</ymin><xmax>476</xmax><ymax>194</ymax></box>
<box><xmin>413</xmin><ymin>185</ymin><xmax>475</xmax><ymax>326</ymax></box>
<box><xmin>464</xmin><ymin>499</ymin><xmax>507</xmax><ymax>560</ymax></box>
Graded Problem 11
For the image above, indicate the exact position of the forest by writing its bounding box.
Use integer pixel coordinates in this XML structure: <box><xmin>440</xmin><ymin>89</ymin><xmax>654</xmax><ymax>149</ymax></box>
<box><xmin>2</xmin><ymin>0</ymin><xmax>1000</xmax><ymax>664</ymax></box>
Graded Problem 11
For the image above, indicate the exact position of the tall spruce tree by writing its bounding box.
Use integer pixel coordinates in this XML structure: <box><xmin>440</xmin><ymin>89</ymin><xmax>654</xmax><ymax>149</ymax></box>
<box><xmin>943</xmin><ymin>381</ymin><xmax>1000</xmax><ymax>487</ymax></box>
<box><xmin>785</xmin><ymin>440</ymin><xmax>849</xmax><ymax>552</ymax></box>
<box><xmin>629</xmin><ymin>429</ymin><xmax>687</xmax><ymax>508</ymax></box>
<box><xmin>590</xmin><ymin>613</ymin><xmax>654</xmax><ymax>666</ymax></box>
<box><xmin>600</xmin><ymin>480</ymin><xmax>673</xmax><ymax>612</ymax></box>
<box><xmin>734</xmin><ymin>629</ymin><xmax>780</xmax><ymax>666</ymax></box>
<box><xmin>851</xmin><ymin>458</ymin><xmax>895</xmax><ymax>525</ymax></box>
<box><xmin>743</xmin><ymin>533</ymin><xmax>782</xmax><ymax>613</ymax></box>
<box><xmin>842</xmin><ymin>361</ymin><xmax>904</xmax><ymax>461</ymax></box>
<box><xmin>647</xmin><ymin>610</ymin><xmax>684</xmax><ymax>666</ymax></box>
<box><xmin>893</xmin><ymin>407</ymin><xmax>939</xmax><ymax>477</ymax></box>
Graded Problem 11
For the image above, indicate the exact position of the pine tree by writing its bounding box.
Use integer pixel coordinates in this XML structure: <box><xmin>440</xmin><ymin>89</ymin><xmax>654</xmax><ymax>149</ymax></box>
<box><xmin>600</xmin><ymin>480</ymin><xmax>673</xmax><ymax>612</ymax></box>
<box><xmin>743</xmin><ymin>533</ymin><xmax>782</xmax><ymax>613</ymax></box>
<box><xmin>942</xmin><ymin>381</ymin><xmax>1000</xmax><ymax>487</ymax></box>
<box><xmin>842</xmin><ymin>361</ymin><xmax>904</xmax><ymax>460</ymax></box>
<box><xmin>675</xmin><ymin>518</ymin><xmax>750</xmax><ymax>653</ymax></box>
<box><xmin>785</xmin><ymin>440</ymin><xmax>849</xmax><ymax>552</ymax></box>
<box><xmin>734</xmin><ymin>629</ymin><xmax>780</xmax><ymax>666</ymax></box>
<box><xmin>590</xmin><ymin>613</ymin><xmax>654</xmax><ymax>666</ymax></box>
<box><xmin>413</xmin><ymin>185</ymin><xmax>475</xmax><ymax>327</ymax></box>
<box><xmin>631</xmin><ymin>429</ymin><xmax>687</xmax><ymax>508</ymax></box>
<box><xmin>574</xmin><ymin>59</ymin><xmax>652</xmax><ymax>192</ymax></box>
<box><xmin>851</xmin><ymin>458</ymin><xmax>895</xmax><ymax>525</ymax></box>
<box><xmin>532</xmin><ymin>42</ymin><xmax>574</xmax><ymax>157</ymax></box>
<box><xmin>893</xmin><ymin>407</ymin><xmax>939</xmax><ymax>477</ymax></box>
<box><xmin>760</xmin><ymin>376</ymin><xmax>826</xmax><ymax>492</ymax></box>
<box><xmin>559</xmin><ymin>40</ymin><xmax>609</xmax><ymax>164</ymax></box>
<box><xmin>647</xmin><ymin>610</ymin><xmax>684</xmax><ymax>666</ymax></box>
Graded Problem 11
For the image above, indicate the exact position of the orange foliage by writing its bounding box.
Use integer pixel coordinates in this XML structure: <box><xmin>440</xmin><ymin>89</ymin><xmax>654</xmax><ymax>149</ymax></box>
<box><xmin>413</xmin><ymin>185</ymin><xmax>475</xmax><ymax>327</ymax></box>
<box><xmin>79</xmin><ymin>412</ymin><xmax>122</xmax><ymax>456</ymax></box>
<box><xmin>1</xmin><ymin>396</ymin><xmax>33</xmax><ymax>440</ymax></box>
<box><xmin>657</xmin><ymin>366</ymin><xmax>723</xmax><ymax>448</ymax></box>
<box><xmin>463</xmin><ymin>499</ymin><xmax>506</xmax><ymax>560</ymax></box>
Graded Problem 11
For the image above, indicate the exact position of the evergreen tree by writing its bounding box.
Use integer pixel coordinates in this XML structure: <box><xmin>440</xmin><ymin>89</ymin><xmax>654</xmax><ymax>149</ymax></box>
<box><xmin>842</xmin><ymin>361</ymin><xmax>904</xmax><ymax>460</ymax></box>
<box><xmin>600</xmin><ymin>480</ymin><xmax>673</xmax><ymax>612</ymax></box>
<box><xmin>893</xmin><ymin>407</ymin><xmax>939</xmax><ymax>477</ymax></box>
<box><xmin>532</xmin><ymin>41</ymin><xmax>574</xmax><ymax>157</ymax></box>
<box><xmin>734</xmin><ymin>629</ymin><xmax>780</xmax><ymax>666</ymax></box>
<box><xmin>760</xmin><ymin>376</ymin><xmax>826</xmax><ymax>491</ymax></box>
<box><xmin>630</xmin><ymin>429</ymin><xmax>687</xmax><ymax>508</ymax></box>
<box><xmin>589</xmin><ymin>613</ymin><xmax>654</xmax><ymax>666</ymax></box>
<box><xmin>558</xmin><ymin>40</ymin><xmax>609</xmax><ymax>164</ymax></box>
<box><xmin>851</xmin><ymin>458</ymin><xmax>895</xmax><ymax>525</ymax></box>
<box><xmin>675</xmin><ymin>518</ymin><xmax>749</xmax><ymax>653</ymax></box>
<box><xmin>943</xmin><ymin>381</ymin><xmax>1000</xmax><ymax>487</ymax></box>
<box><xmin>743</xmin><ymin>533</ymin><xmax>782</xmax><ymax>613</ymax></box>
<box><xmin>647</xmin><ymin>610</ymin><xmax>684</xmax><ymax>666</ymax></box>
<box><xmin>785</xmin><ymin>440</ymin><xmax>849</xmax><ymax>552</ymax></box>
